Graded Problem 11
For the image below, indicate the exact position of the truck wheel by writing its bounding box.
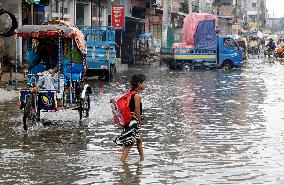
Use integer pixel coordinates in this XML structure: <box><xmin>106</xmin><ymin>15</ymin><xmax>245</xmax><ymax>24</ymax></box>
<box><xmin>168</xmin><ymin>63</ymin><xmax>175</xmax><ymax>70</ymax></box>
<box><xmin>222</xmin><ymin>61</ymin><xmax>233</xmax><ymax>70</ymax></box>
<box><xmin>176</xmin><ymin>64</ymin><xmax>183</xmax><ymax>70</ymax></box>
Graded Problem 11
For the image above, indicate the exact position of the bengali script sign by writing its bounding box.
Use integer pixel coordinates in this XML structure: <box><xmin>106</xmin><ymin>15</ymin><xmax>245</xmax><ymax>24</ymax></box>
<box><xmin>111</xmin><ymin>5</ymin><xmax>125</xmax><ymax>30</ymax></box>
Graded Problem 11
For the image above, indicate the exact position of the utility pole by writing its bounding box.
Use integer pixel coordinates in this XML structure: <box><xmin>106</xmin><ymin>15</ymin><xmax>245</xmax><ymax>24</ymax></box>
<box><xmin>199</xmin><ymin>0</ymin><xmax>203</xmax><ymax>13</ymax></box>
<box><xmin>61</xmin><ymin>0</ymin><xmax>64</xmax><ymax>20</ymax></box>
<box><xmin>162</xmin><ymin>0</ymin><xmax>171</xmax><ymax>47</ymax></box>
<box><xmin>188</xmin><ymin>0</ymin><xmax>192</xmax><ymax>14</ymax></box>
<box><xmin>98</xmin><ymin>0</ymin><xmax>101</xmax><ymax>26</ymax></box>
<box><xmin>256</xmin><ymin>0</ymin><xmax>260</xmax><ymax>31</ymax></box>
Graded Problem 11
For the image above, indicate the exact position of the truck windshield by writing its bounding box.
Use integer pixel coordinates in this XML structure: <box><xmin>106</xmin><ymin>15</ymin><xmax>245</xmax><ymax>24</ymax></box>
<box><xmin>224</xmin><ymin>38</ymin><xmax>239</xmax><ymax>50</ymax></box>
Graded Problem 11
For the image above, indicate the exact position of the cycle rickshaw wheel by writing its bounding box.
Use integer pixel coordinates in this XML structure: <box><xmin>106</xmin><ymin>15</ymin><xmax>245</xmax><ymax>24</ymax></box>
<box><xmin>22</xmin><ymin>94</ymin><xmax>40</xmax><ymax>131</ymax></box>
<box><xmin>79</xmin><ymin>92</ymin><xmax>90</xmax><ymax>120</ymax></box>
<box><xmin>85</xmin><ymin>93</ymin><xmax>90</xmax><ymax>117</ymax></box>
<box><xmin>23</xmin><ymin>98</ymin><xmax>31</xmax><ymax>131</ymax></box>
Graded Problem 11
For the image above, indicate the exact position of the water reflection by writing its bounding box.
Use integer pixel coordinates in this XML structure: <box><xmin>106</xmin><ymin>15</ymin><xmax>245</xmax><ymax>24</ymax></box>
<box><xmin>1</xmin><ymin>59</ymin><xmax>284</xmax><ymax>184</ymax></box>
<box><xmin>113</xmin><ymin>161</ymin><xmax>143</xmax><ymax>185</ymax></box>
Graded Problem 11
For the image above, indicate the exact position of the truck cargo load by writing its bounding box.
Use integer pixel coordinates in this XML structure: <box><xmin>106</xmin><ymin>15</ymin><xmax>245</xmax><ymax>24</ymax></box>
<box><xmin>194</xmin><ymin>20</ymin><xmax>217</xmax><ymax>49</ymax></box>
<box><xmin>182</xmin><ymin>13</ymin><xmax>218</xmax><ymax>49</ymax></box>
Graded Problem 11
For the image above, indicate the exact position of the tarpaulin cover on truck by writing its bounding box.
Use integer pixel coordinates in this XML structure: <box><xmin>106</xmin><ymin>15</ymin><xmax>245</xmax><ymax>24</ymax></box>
<box><xmin>182</xmin><ymin>13</ymin><xmax>217</xmax><ymax>49</ymax></box>
<box><xmin>172</xmin><ymin>43</ymin><xmax>194</xmax><ymax>49</ymax></box>
<box><xmin>194</xmin><ymin>20</ymin><xmax>217</xmax><ymax>49</ymax></box>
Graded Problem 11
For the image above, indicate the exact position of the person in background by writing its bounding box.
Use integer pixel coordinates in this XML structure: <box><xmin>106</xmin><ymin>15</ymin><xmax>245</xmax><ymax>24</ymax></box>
<box><xmin>248</xmin><ymin>38</ymin><xmax>259</xmax><ymax>55</ymax></box>
<box><xmin>28</xmin><ymin>39</ymin><xmax>58</xmax><ymax>74</ymax></box>
<box><xmin>266</xmin><ymin>38</ymin><xmax>276</xmax><ymax>51</ymax></box>
<box><xmin>224</xmin><ymin>38</ymin><xmax>233</xmax><ymax>47</ymax></box>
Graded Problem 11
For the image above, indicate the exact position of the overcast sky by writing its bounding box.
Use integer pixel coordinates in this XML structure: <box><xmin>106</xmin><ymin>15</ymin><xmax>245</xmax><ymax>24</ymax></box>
<box><xmin>266</xmin><ymin>0</ymin><xmax>284</xmax><ymax>18</ymax></box>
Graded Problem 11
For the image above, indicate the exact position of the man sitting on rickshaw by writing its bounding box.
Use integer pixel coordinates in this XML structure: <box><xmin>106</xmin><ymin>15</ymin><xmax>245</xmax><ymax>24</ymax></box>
<box><xmin>27</xmin><ymin>38</ymin><xmax>63</xmax><ymax>93</ymax></box>
<box><xmin>248</xmin><ymin>38</ymin><xmax>259</xmax><ymax>55</ymax></box>
<box><xmin>266</xmin><ymin>38</ymin><xmax>276</xmax><ymax>50</ymax></box>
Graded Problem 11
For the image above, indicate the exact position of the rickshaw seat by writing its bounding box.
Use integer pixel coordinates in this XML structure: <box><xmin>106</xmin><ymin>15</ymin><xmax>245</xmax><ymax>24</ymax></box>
<box><xmin>63</xmin><ymin>59</ymin><xmax>83</xmax><ymax>82</ymax></box>
<box><xmin>63</xmin><ymin>59</ymin><xmax>84</xmax><ymax>73</ymax></box>
<box><xmin>64</xmin><ymin>73</ymin><xmax>82</xmax><ymax>84</ymax></box>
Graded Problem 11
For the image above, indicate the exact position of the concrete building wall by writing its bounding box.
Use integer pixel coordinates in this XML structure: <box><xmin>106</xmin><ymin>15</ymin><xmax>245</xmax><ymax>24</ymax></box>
<box><xmin>1</xmin><ymin>0</ymin><xmax>115</xmax><ymax>68</ymax></box>
<box><xmin>0</xmin><ymin>0</ymin><xmax>22</xmax><ymax>65</ymax></box>
<box><xmin>244</xmin><ymin>0</ymin><xmax>266</xmax><ymax>30</ymax></box>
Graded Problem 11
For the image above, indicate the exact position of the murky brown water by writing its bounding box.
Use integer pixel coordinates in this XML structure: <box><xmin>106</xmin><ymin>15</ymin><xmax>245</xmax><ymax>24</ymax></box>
<box><xmin>1</xmin><ymin>58</ymin><xmax>284</xmax><ymax>184</ymax></box>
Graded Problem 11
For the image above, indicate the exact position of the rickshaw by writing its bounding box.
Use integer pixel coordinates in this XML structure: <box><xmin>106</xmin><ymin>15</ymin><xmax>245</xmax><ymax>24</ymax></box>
<box><xmin>263</xmin><ymin>36</ymin><xmax>277</xmax><ymax>59</ymax></box>
<box><xmin>247</xmin><ymin>37</ymin><xmax>259</xmax><ymax>57</ymax></box>
<box><xmin>236</xmin><ymin>37</ymin><xmax>248</xmax><ymax>60</ymax></box>
<box><xmin>15</xmin><ymin>20</ymin><xmax>92</xmax><ymax>131</ymax></box>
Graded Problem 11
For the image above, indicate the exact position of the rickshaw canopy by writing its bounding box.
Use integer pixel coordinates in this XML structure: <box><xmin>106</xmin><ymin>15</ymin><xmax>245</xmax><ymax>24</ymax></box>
<box><xmin>15</xmin><ymin>20</ymin><xmax>87</xmax><ymax>55</ymax></box>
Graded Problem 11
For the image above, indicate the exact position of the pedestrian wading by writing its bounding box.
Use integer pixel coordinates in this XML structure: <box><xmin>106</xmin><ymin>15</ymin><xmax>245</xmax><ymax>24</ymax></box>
<box><xmin>113</xmin><ymin>74</ymin><xmax>147</xmax><ymax>161</ymax></box>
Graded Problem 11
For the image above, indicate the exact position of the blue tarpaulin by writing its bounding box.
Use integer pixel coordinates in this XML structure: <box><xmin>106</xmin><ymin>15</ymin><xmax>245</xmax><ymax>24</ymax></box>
<box><xmin>194</xmin><ymin>20</ymin><xmax>217</xmax><ymax>50</ymax></box>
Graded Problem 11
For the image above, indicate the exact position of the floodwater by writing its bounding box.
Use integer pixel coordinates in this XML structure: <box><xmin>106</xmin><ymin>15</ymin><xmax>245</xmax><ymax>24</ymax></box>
<box><xmin>1</xmin><ymin>58</ymin><xmax>284</xmax><ymax>184</ymax></box>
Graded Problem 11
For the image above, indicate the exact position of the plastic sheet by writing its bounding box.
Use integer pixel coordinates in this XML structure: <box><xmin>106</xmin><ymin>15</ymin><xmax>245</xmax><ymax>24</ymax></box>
<box><xmin>182</xmin><ymin>13</ymin><xmax>217</xmax><ymax>46</ymax></box>
<box><xmin>194</xmin><ymin>20</ymin><xmax>217</xmax><ymax>49</ymax></box>
<box><xmin>172</xmin><ymin>43</ymin><xmax>194</xmax><ymax>49</ymax></box>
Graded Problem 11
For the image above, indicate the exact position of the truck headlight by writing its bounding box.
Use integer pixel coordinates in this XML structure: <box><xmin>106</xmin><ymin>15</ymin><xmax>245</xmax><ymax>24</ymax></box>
<box><xmin>100</xmin><ymin>65</ymin><xmax>108</xmax><ymax>69</ymax></box>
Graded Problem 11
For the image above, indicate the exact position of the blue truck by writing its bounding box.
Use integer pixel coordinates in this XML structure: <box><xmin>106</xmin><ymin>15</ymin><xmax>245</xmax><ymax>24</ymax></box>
<box><xmin>165</xmin><ymin>13</ymin><xmax>242</xmax><ymax>70</ymax></box>
<box><xmin>79</xmin><ymin>26</ymin><xmax>116</xmax><ymax>80</ymax></box>
<box><xmin>170</xmin><ymin>36</ymin><xmax>243</xmax><ymax>70</ymax></box>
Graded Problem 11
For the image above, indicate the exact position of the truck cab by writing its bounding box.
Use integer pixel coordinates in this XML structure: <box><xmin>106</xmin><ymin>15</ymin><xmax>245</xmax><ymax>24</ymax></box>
<box><xmin>218</xmin><ymin>36</ymin><xmax>243</xmax><ymax>69</ymax></box>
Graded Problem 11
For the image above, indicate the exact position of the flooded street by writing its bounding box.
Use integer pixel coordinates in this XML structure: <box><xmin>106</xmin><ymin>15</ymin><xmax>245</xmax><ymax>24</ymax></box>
<box><xmin>1</xmin><ymin>58</ymin><xmax>284</xmax><ymax>184</ymax></box>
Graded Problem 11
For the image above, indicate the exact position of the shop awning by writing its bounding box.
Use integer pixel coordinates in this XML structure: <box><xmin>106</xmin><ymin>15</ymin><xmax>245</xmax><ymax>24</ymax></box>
<box><xmin>25</xmin><ymin>0</ymin><xmax>40</xmax><ymax>4</ymax></box>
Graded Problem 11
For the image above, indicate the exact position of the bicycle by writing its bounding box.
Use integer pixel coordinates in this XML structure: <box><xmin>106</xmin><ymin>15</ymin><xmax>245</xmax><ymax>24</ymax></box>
<box><xmin>21</xmin><ymin>74</ymin><xmax>40</xmax><ymax>131</ymax></box>
<box><xmin>266</xmin><ymin>48</ymin><xmax>275</xmax><ymax>62</ymax></box>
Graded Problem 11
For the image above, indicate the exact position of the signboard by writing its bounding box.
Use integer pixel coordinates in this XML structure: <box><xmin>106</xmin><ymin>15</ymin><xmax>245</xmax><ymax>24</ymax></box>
<box><xmin>232</xmin><ymin>22</ymin><xmax>241</xmax><ymax>30</ymax></box>
<box><xmin>111</xmin><ymin>5</ymin><xmax>125</xmax><ymax>30</ymax></box>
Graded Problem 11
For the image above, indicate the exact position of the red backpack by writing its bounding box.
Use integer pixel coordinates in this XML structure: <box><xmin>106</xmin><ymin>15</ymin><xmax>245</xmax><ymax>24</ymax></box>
<box><xmin>110</xmin><ymin>90</ymin><xmax>138</xmax><ymax>127</ymax></box>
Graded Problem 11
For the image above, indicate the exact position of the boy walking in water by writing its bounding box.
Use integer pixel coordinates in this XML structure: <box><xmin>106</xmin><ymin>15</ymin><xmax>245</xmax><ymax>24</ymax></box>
<box><xmin>114</xmin><ymin>74</ymin><xmax>147</xmax><ymax>161</ymax></box>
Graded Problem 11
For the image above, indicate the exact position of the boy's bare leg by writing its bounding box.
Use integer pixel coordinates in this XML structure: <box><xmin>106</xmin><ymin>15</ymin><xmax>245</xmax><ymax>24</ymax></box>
<box><xmin>137</xmin><ymin>138</ymin><xmax>144</xmax><ymax>158</ymax></box>
<box><xmin>120</xmin><ymin>145</ymin><xmax>132</xmax><ymax>161</ymax></box>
